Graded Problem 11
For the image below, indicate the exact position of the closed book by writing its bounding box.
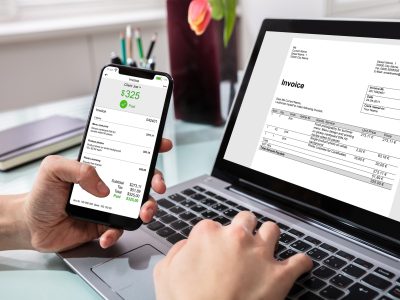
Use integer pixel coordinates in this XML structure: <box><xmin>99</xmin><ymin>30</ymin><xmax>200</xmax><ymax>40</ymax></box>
<box><xmin>0</xmin><ymin>115</ymin><xmax>85</xmax><ymax>171</ymax></box>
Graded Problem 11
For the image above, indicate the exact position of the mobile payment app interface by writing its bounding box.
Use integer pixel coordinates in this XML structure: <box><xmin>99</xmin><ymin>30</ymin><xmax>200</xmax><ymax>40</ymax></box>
<box><xmin>70</xmin><ymin>66</ymin><xmax>169</xmax><ymax>219</ymax></box>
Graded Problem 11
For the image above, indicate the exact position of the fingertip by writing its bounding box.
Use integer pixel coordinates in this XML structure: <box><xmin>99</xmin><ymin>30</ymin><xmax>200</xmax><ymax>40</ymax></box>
<box><xmin>159</xmin><ymin>139</ymin><xmax>173</xmax><ymax>152</ymax></box>
<box><xmin>140</xmin><ymin>201</ymin><xmax>157</xmax><ymax>223</ymax></box>
<box><xmin>97</xmin><ymin>180</ymin><xmax>110</xmax><ymax>196</ymax></box>
<box><xmin>152</xmin><ymin>174</ymin><xmax>166</xmax><ymax>194</ymax></box>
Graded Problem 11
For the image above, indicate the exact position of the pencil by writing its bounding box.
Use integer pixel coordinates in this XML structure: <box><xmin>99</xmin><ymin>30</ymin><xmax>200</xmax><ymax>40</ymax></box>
<box><xmin>120</xmin><ymin>32</ymin><xmax>126</xmax><ymax>65</ymax></box>
<box><xmin>135</xmin><ymin>28</ymin><xmax>144</xmax><ymax>64</ymax></box>
<box><xmin>146</xmin><ymin>33</ymin><xmax>157</xmax><ymax>60</ymax></box>
<box><xmin>126</xmin><ymin>25</ymin><xmax>133</xmax><ymax>64</ymax></box>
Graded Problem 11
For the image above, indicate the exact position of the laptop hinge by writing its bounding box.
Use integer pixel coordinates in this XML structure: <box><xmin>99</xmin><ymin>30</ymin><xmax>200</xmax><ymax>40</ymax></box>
<box><xmin>228</xmin><ymin>178</ymin><xmax>400</xmax><ymax>259</ymax></box>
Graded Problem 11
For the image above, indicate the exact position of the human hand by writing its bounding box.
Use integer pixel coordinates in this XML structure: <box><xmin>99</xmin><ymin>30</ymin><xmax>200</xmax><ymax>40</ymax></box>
<box><xmin>21</xmin><ymin>138</ymin><xmax>172</xmax><ymax>252</ymax></box>
<box><xmin>154</xmin><ymin>211</ymin><xmax>312</xmax><ymax>300</ymax></box>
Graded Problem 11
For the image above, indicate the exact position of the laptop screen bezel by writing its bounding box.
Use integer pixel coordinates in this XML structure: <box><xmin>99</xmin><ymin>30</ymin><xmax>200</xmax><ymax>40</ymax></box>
<box><xmin>213</xmin><ymin>19</ymin><xmax>400</xmax><ymax>249</ymax></box>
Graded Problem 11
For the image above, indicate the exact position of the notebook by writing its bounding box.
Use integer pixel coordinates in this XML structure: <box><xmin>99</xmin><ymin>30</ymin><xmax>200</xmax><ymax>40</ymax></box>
<box><xmin>0</xmin><ymin>115</ymin><xmax>85</xmax><ymax>170</ymax></box>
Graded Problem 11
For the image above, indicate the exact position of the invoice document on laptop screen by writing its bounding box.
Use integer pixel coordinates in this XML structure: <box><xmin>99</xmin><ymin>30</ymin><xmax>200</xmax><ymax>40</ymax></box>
<box><xmin>225</xmin><ymin>31</ymin><xmax>400</xmax><ymax>222</ymax></box>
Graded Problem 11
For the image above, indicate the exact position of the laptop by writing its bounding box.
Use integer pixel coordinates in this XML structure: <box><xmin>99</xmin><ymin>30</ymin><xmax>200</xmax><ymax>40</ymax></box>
<box><xmin>60</xmin><ymin>19</ymin><xmax>400</xmax><ymax>300</ymax></box>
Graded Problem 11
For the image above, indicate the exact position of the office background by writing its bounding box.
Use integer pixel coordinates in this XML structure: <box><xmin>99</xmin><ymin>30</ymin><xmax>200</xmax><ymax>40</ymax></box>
<box><xmin>1</xmin><ymin>0</ymin><xmax>400</xmax><ymax>111</ymax></box>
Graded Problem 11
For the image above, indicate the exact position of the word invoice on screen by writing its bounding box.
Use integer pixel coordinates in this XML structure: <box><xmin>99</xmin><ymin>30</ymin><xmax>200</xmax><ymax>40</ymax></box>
<box><xmin>251</xmin><ymin>38</ymin><xmax>400</xmax><ymax>218</ymax></box>
<box><xmin>70</xmin><ymin>70</ymin><xmax>168</xmax><ymax>219</ymax></box>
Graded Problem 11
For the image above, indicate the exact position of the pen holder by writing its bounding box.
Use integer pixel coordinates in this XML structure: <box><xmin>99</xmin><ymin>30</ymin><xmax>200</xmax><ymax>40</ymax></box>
<box><xmin>110</xmin><ymin>55</ymin><xmax>156</xmax><ymax>70</ymax></box>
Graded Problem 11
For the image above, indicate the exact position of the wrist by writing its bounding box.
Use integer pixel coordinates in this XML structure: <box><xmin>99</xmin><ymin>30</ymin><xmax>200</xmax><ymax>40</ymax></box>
<box><xmin>0</xmin><ymin>194</ymin><xmax>33</xmax><ymax>250</ymax></box>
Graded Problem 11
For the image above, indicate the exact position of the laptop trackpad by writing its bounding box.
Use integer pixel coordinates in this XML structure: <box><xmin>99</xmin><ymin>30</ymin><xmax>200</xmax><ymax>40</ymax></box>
<box><xmin>91</xmin><ymin>244</ymin><xmax>164</xmax><ymax>300</ymax></box>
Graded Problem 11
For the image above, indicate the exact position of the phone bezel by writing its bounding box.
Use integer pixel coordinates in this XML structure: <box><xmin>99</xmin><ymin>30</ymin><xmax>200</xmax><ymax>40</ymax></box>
<box><xmin>66</xmin><ymin>64</ymin><xmax>173</xmax><ymax>230</ymax></box>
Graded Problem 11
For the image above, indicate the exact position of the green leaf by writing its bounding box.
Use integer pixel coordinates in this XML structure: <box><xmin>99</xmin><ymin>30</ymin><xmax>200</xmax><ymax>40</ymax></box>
<box><xmin>223</xmin><ymin>0</ymin><xmax>236</xmax><ymax>47</ymax></box>
<box><xmin>209</xmin><ymin>0</ymin><xmax>224</xmax><ymax>20</ymax></box>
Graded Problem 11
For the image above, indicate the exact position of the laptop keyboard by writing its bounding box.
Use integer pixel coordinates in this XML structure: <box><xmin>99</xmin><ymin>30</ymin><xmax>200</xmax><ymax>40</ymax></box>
<box><xmin>145</xmin><ymin>185</ymin><xmax>400</xmax><ymax>300</ymax></box>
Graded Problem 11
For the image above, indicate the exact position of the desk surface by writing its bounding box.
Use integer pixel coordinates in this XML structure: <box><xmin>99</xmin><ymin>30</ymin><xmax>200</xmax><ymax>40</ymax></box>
<box><xmin>0</xmin><ymin>96</ymin><xmax>224</xmax><ymax>299</ymax></box>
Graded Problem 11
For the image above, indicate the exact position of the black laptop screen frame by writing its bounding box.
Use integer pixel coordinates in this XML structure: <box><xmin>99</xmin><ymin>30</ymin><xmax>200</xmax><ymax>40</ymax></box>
<box><xmin>213</xmin><ymin>19</ymin><xmax>400</xmax><ymax>251</ymax></box>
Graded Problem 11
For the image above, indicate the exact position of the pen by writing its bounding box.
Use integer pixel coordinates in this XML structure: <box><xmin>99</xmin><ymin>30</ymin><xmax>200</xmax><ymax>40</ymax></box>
<box><xmin>146</xmin><ymin>33</ymin><xmax>157</xmax><ymax>60</ymax></box>
<box><xmin>126</xmin><ymin>25</ymin><xmax>133</xmax><ymax>65</ymax></box>
<box><xmin>120</xmin><ymin>32</ymin><xmax>126</xmax><ymax>65</ymax></box>
<box><xmin>135</xmin><ymin>28</ymin><xmax>144</xmax><ymax>66</ymax></box>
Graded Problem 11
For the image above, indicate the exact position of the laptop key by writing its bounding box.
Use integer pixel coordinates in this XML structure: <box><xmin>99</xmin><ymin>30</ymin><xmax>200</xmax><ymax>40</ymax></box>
<box><xmin>305</xmin><ymin>236</ymin><xmax>322</xmax><ymax>246</ymax></box>
<box><xmin>158</xmin><ymin>198</ymin><xmax>175</xmax><ymax>209</ymax></box>
<box><xmin>181</xmin><ymin>226</ymin><xmax>193</xmax><ymax>237</ymax></box>
<box><xmin>389</xmin><ymin>285</ymin><xmax>400</xmax><ymax>298</ymax></box>
<box><xmin>353</xmin><ymin>258</ymin><xmax>374</xmax><ymax>269</ymax></box>
<box><xmin>275</xmin><ymin>243</ymin><xmax>286</xmax><ymax>254</ymax></box>
<box><xmin>202</xmin><ymin>210</ymin><xmax>218</xmax><ymax>219</ymax></box>
<box><xmin>299</xmin><ymin>291</ymin><xmax>323</xmax><ymax>300</ymax></box>
<box><xmin>200</xmin><ymin>198</ymin><xmax>217</xmax><ymax>206</ymax></box>
<box><xmin>191</xmin><ymin>193</ymin><xmax>206</xmax><ymax>201</ymax></box>
<box><xmin>307</xmin><ymin>248</ymin><xmax>329</xmax><ymax>261</ymax></box>
<box><xmin>212</xmin><ymin>203</ymin><xmax>228</xmax><ymax>212</ymax></box>
<box><xmin>279</xmin><ymin>249</ymin><xmax>297</xmax><ymax>259</ymax></box>
<box><xmin>330</xmin><ymin>274</ymin><xmax>354</xmax><ymax>288</ymax></box>
<box><xmin>215</xmin><ymin>195</ymin><xmax>227</xmax><ymax>201</ymax></box>
<box><xmin>181</xmin><ymin>188</ymin><xmax>196</xmax><ymax>196</ymax></box>
<box><xmin>193</xmin><ymin>186</ymin><xmax>205</xmax><ymax>192</ymax></box>
<box><xmin>280</xmin><ymin>233</ymin><xmax>296</xmax><ymax>244</ymax></box>
<box><xmin>190</xmin><ymin>217</ymin><xmax>203</xmax><ymax>225</ymax></box>
<box><xmin>225</xmin><ymin>200</ymin><xmax>238</xmax><ymax>207</ymax></box>
<box><xmin>379</xmin><ymin>296</ymin><xmax>392</xmax><ymax>300</ymax></box>
<box><xmin>362</xmin><ymin>273</ymin><xmax>391</xmax><ymax>290</ymax></box>
<box><xmin>324</xmin><ymin>256</ymin><xmax>347</xmax><ymax>269</ymax></box>
<box><xmin>236</xmin><ymin>205</ymin><xmax>248</xmax><ymax>211</ymax></box>
<box><xmin>343</xmin><ymin>283</ymin><xmax>378</xmax><ymax>300</ymax></box>
<box><xmin>181</xmin><ymin>199</ymin><xmax>196</xmax><ymax>208</ymax></box>
<box><xmin>170</xmin><ymin>206</ymin><xmax>185</xmax><ymax>214</ymax></box>
<box><xmin>342</xmin><ymin>264</ymin><xmax>367</xmax><ymax>278</ymax></box>
<box><xmin>320</xmin><ymin>243</ymin><xmax>338</xmax><ymax>253</ymax></box>
<box><xmin>291</xmin><ymin>240</ymin><xmax>312</xmax><ymax>252</ymax></box>
<box><xmin>313</xmin><ymin>266</ymin><xmax>336</xmax><ymax>279</ymax></box>
<box><xmin>397</xmin><ymin>277</ymin><xmax>400</xmax><ymax>284</ymax></box>
<box><xmin>260</xmin><ymin>216</ymin><xmax>276</xmax><ymax>223</ymax></box>
<box><xmin>336</xmin><ymin>250</ymin><xmax>355</xmax><ymax>261</ymax></box>
<box><xmin>303</xmin><ymin>277</ymin><xmax>327</xmax><ymax>291</ymax></box>
<box><xmin>156</xmin><ymin>227</ymin><xmax>175</xmax><ymax>237</ymax></box>
<box><xmin>160</xmin><ymin>215</ymin><xmax>178</xmax><ymax>224</ymax></box>
<box><xmin>319</xmin><ymin>285</ymin><xmax>344</xmax><ymax>300</ymax></box>
<box><xmin>191</xmin><ymin>204</ymin><xmax>207</xmax><ymax>213</ymax></box>
<box><xmin>223</xmin><ymin>209</ymin><xmax>239</xmax><ymax>218</ymax></box>
<box><xmin>155</xmin><ymin>209</ymin><xmax>167</xmax><ymax>218</ymax></box>
<box><xmin>205</xmin><ymin>191</ymin><xmax>216</xmax><ymax>197</ymax></box>
<box><xmin>170</xmin><ymin>220</ymin><xmax>189</xmax><ymax>230</ymax></box>
<box><xmin>288</xmin><ymin>283</ymin><xmax>304</xmax><ymax>296</ymax></box>
<box><xmin>374</xmin><ymin>267</ymin><xmax>395</xmax><ymax>279</ymax></box>
<box><xmin>179</xmin><ymin>211</ymin><xmax>196</xmax><ymax>221</ymax></box>
<box><xmin>252</xmin><ymin>212</ymin><xmax>263</xmax><ymax>219</ymax></box>
<box><xmin>288</xmin><ymin>228</ymin><xmax>304</xmax><ymax>238</ymax></box>
<box><xmin>147</xmin><ymin>221</ymin><xmax>164</xmax><ymax>231</ymax></box>
<box><xmin>169</xmin><ymin>193</ymin><xmax>186</xmax><ymax>202</ymax></box>
<box><xmin>167</xmin><ymin>233</ymin><xmax>186</xmax><ymax>244</ymax></box>
<box><xmin>277</xmin><ymin>223</ymin><xmax>290</xmax><ymax>231</ymax></box>
<box><xmin>213</xmin><ymin>216</ymin><xmax>230</xmax><ymax>225</ymax></box>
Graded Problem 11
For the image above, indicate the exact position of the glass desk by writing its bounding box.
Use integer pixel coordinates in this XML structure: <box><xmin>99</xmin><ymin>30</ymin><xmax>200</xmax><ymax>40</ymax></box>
<box><xmin>0</xmin><ymin>96</ymin><xmax>224</xmax><ymax>299</ymax></box>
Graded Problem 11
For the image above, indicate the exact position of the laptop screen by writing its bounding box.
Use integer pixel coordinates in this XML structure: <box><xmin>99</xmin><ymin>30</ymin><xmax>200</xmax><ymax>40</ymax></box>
<box><xmin>223</xmin><ymin>30</ymin><xmax>400</xmax><ymax>223</ymax></box>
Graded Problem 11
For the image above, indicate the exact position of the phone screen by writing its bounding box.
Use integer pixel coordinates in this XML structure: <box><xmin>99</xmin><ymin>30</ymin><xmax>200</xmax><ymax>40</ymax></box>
<box><xmin>69</xmin><ymin>66</ymin><xmax>170</xmax><ymax>219</ymax></box>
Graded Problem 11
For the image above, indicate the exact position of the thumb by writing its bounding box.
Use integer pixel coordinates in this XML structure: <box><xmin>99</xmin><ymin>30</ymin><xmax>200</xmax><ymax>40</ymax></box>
<box><xmin>40</xmin><ymin>155</ymin><xmax>109</xmax><ymax>197</ymax></box>
<box><xmin>283</xmin><ymin>253</ymin><xmax>313</xmax><ymax>282</ymax></box>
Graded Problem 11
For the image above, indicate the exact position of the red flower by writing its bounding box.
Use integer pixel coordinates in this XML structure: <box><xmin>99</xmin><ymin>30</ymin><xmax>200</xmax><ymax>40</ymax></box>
<box><xmin>188</xmin><ymin>0</ymin><xmax>212</xmax><ymax>35</ymax></box>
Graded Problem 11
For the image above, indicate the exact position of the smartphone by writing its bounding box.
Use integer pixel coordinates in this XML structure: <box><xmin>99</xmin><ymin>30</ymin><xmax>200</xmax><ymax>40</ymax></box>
<box><xmin>66</xmin><ymin>64</ymin><xmax>173</xmax><ymax>230</ymax></box>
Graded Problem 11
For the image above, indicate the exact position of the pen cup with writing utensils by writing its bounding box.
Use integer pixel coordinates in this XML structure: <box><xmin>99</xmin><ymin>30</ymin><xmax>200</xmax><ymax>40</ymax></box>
<box><xmin>110</xmin><ymin>53</ymin><xmax>156</xmax><ymax>70</ymax></box>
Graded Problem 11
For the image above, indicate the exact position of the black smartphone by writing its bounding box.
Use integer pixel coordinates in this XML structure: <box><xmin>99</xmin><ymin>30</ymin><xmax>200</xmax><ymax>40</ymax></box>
<box><xmin>66</xmin><ymin>64</ymin><xmax>173</xmax><ymax>230</ymax></box>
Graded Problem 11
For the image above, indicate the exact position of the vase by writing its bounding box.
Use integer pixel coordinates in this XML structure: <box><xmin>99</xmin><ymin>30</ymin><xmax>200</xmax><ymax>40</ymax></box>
<box><xmin>166</xmin><ymin>0</ymin><xmax>223</xmax><ymax>126</ymax></box>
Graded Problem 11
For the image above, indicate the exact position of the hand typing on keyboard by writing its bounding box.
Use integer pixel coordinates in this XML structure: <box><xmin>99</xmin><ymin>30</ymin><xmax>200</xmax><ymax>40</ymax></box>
<box><xmin>154</xmin><ymin>211</ymin><xmax>313</xmax><ymax>300</ymax></box>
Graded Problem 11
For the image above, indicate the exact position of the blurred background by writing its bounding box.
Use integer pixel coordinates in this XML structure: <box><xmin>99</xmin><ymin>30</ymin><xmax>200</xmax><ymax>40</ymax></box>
<box><xmin>1</xmin><ymin>0</ymin><xmax>399</xmax><ymax>111</ymax></box>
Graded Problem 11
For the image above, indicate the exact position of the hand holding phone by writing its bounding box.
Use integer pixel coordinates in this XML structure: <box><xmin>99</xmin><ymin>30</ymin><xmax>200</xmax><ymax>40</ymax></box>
<box><xmin>67</xmin><ymin>65</ymin><xmax>173</xmax><ymax>230</ymax></box>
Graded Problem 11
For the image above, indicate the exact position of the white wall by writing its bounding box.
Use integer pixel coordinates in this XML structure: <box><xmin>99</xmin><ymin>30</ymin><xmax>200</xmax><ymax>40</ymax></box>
<box><xmin>0</xmin><ymin>18</ymin><xmax>170</xmax><ymax>111</ymax></box>
<box><xmin>239</xmin><ymin>0</ymin><xmax>328</xmax><ymax>68</ymax></box>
